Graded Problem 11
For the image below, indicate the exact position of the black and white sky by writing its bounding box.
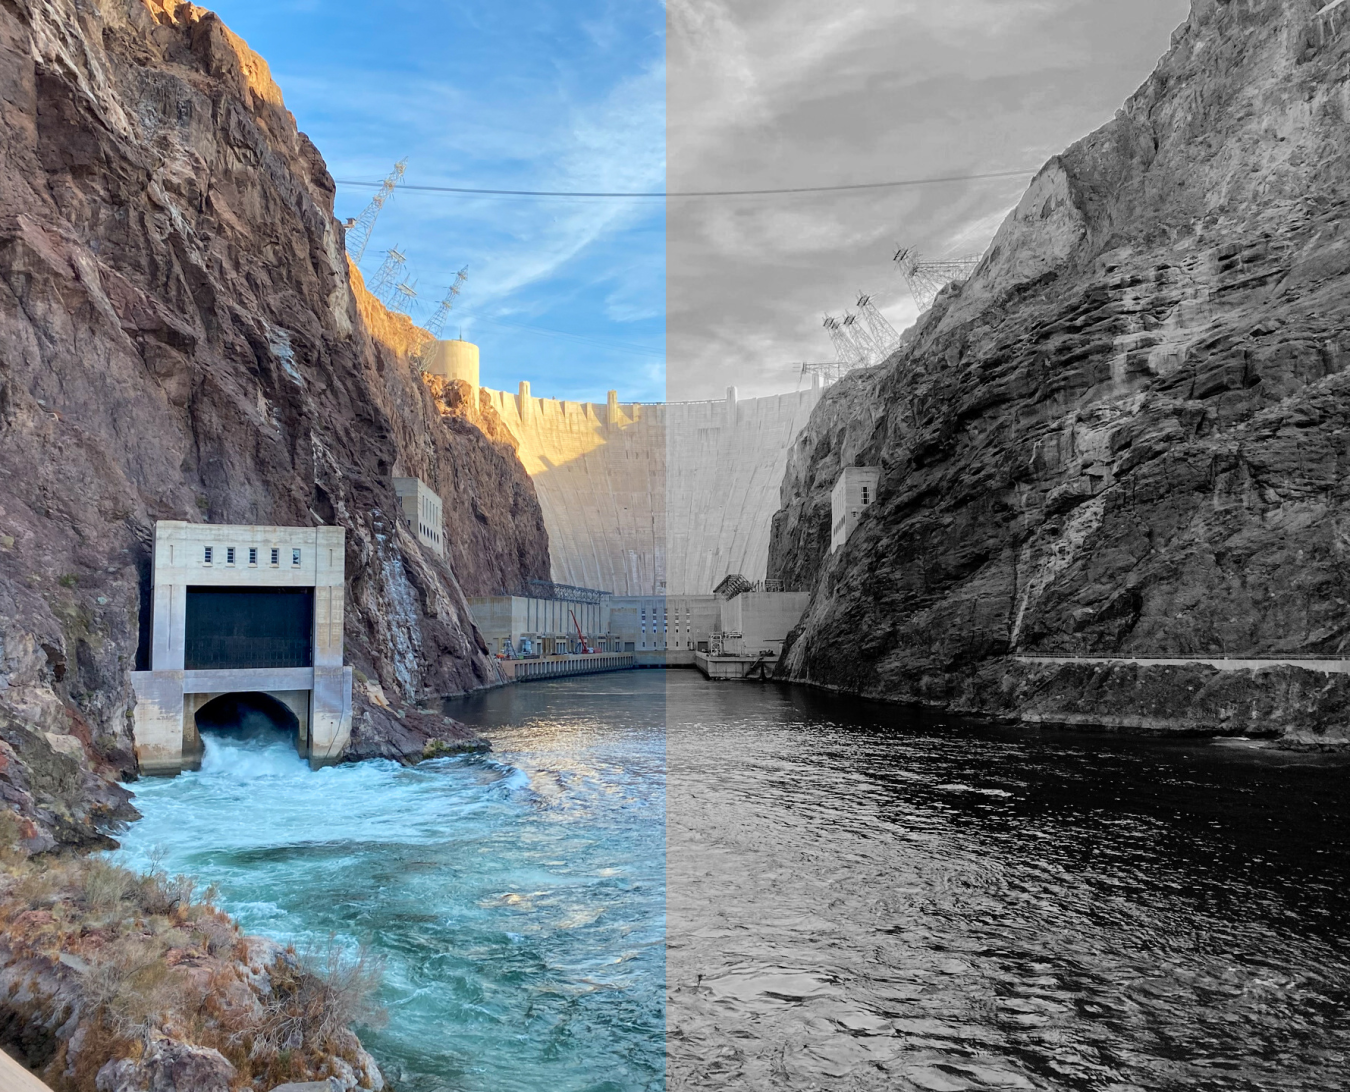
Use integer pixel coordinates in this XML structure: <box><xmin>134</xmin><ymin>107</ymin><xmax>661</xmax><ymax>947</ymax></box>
<box><xmin>666</xmin><ymin>0</ymin><xmax>1191</xmax><ymax>401</ymax></box>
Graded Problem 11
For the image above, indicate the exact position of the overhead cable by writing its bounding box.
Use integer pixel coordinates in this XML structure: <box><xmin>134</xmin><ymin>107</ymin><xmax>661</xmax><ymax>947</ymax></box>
<box><xmin>469</xmin><ymin>315</ymin><xmax>664</xmax><ymax>358</ymax></box>
<box><xmin>332</xmin><ymin>166</ymin><xmax>1037</xmax><ymax>200</ymax></box>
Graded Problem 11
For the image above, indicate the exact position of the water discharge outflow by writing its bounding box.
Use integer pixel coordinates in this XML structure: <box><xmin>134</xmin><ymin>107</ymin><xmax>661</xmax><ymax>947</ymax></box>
<box><xmin>114</xmin><ymin>676</ymin><xmax>668</xmax><ymax>1092</ymax></box>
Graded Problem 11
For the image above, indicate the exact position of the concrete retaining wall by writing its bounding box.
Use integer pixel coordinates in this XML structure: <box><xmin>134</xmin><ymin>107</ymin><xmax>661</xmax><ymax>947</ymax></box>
<box><xmin>499</xmin><ymin>653</ymin><xmax>635</xmax><ymax>681</ymax></box>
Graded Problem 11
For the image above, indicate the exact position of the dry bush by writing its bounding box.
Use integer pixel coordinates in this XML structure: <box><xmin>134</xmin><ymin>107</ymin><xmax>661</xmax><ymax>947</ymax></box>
<box><xmin>84</xmin><ymin>939</ymin><xmax>191</xmax><ymax>1037</ymax></box>
<box><xmin>82</xmin><ymin>857</ymin><xmax>135</xmax><ymax>911</ymax></box>
<box><xmin>256</xmin><ymin>938</ymin><xmax>387</xmax><ymax>1053</ymax></box>
<box><xmin>12</xmin><ymin>864</ymin><xmax>58</xmax><ymax>909</ymax></box>
<box><xmin>0</xmin><ymin>808</ymin><xmax>28</xmax><ymax>865</ymax></box>
<box><xmin>135</xmin><ymin>849</ymin><xmax>203</xmax><ymax>917</ymax></box>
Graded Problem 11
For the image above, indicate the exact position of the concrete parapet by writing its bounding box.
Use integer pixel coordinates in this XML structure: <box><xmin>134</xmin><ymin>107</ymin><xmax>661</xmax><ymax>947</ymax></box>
<box><xmin>500</xmin><ymin>653</ymin><xmax>634</xmax><ymax>681</ymax></box>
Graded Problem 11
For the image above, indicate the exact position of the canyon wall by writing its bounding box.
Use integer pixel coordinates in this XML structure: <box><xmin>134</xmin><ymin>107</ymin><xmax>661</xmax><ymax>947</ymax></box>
<box><xmin>479</xmin><ymin>384</ymin><xmax>821</xmax><ymax>596</ymax></box>
<box><xmin>0</xmin><ymin>0</ymin><xmax>550</xmax><ymax>836</ymax></box>
<box><xmin>769</xmin><ymin>0</ymin><xmax>1350</xmax><ymax>741</ymax></box>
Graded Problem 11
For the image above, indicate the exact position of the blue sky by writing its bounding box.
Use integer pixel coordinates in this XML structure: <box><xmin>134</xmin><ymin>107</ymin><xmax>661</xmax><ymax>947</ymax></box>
<box><xmin>208</xmin><ymin>0</ymin><xmax>666</xmax><ymax>403</ymax></box>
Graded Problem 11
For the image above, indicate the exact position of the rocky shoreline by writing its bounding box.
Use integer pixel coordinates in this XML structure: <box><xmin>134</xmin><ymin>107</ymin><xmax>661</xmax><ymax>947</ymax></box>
<box><xmin>0</xmin><ymin>830</ymin><xmax>387</xmax><ymax>1091</ymax></box>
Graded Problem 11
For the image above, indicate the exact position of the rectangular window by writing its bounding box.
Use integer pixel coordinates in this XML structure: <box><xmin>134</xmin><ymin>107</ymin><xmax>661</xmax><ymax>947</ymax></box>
<box><xmin>204</xmin><ymin>546</ymin><xmax>213</xmax><ymax>565</ymax></box>
<box><xmin>248</xmin><ymin>547</ymin><xmax>258</xmax><ymax>566</ymax></box>
<box><xmin>292</xmin><ymin>548</ymin><xmax>301</xmax><ymax>567</ymax></box>
<box><xmin>271</xmin><ymin>548</ymin><xmax>279</xmax><ymax>566</ymax></box>
<box><xmin>226</xmin><ymin>547</ymin><xmax>235</xmax><ymax>565</ymax></box>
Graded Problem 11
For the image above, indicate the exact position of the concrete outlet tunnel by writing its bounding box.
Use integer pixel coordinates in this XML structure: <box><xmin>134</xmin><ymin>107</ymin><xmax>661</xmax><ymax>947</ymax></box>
<box><xmin>184</xmin><ymin>691</ymin><xmax>309</xmax><ymax>767</ymax></box>
<box><xmin>130</xmin><ymin>523</ymin><xmax>354</xmax><ymax>774</ymax></box>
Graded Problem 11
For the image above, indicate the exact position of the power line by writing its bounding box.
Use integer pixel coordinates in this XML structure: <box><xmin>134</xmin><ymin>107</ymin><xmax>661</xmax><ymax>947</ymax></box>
<box><xmin>332</xmin><ymin>166</ymin><xmax>1036</xmax><ymax>200</ymax></box>
<box><xmin>468</xmin><ymin>315</ymin><xmax>665</xmax><ymax>358</ymax></box>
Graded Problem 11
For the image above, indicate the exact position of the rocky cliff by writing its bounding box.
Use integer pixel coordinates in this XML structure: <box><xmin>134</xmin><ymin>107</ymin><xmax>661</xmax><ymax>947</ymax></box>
<box><xmin>0</xmin><ymin>0</ymin><xmax>550</xmax><ymax>841</ymax></box>
<box><xmin>770</xmin><ymin>0</ymin><xmax>1350</xmax><ymax>742</ymax></box>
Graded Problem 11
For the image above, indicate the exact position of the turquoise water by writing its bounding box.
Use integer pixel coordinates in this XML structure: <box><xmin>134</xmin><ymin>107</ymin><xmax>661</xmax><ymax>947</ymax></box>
<box><xmin>114</xmin><ymin>675</ymin><xmax>666</xmax><ymax>1092</ymax></box>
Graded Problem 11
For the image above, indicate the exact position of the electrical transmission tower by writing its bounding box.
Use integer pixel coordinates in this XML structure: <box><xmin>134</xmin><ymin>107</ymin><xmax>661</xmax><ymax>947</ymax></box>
<box><xmin>388</xmin><ymin>280</ymin><xmax>418</xmax><ymax>315</ymax></box>
<box><xmin>823</xmin><ymin>295</ymin><xmax>900</xmax><ymax>373</ymax></box>
<box><xmin>893</xmin><ymin>246</ymin><xmax>983</xmax><ymax>311</ymax></box>
<box><xmin>368</xmin><ymin>247</ymin><xmax>407</xmax><ymax>302</ymax></box>
<box><xmin>823</xmin><ymin>315</ymin><xmax>865</xmax><ymax>368</ymax></box>
<box><xmin>800</xmin><ymin>361</ymin><xmax>844</xmax><ymax>387</ymax></box>
<box><xmin>426</xmin><ymin>266</ymin><xmax>469</xmax><ymax>338</ymax></box>
<box><xmin>855</xmin><ymin>293</ymin><xmax>900</xmax><ymax>360</ymax></box>
<box><xmin>343</xmin><ymin>159</ymin><xmax>408</xmax><ymax>264</ymax></box>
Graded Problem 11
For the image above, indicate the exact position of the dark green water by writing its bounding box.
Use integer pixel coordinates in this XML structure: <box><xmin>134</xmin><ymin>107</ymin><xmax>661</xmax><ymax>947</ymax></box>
<box><xmin>664</xmin><ymin>672</ymin><xmax>1350</xmax><ymax>1091</ymax></box>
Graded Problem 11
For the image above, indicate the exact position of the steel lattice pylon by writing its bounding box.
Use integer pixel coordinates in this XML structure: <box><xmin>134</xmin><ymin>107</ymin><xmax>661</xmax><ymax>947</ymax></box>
<box><xmin>426</xmin><ymin>266</ymin><xmax>469</xmax><ymax>338</ymax></box>
<box><xmin>367</xmin><ymin>247</ymin><xmax>407</xmax><ymax>303</ymax></box>
<box><xmin>799</xmin><ymin>361</ymin><xmax>846</xmax><ymax>387</ymax></box>
<box><xmin>893</xmin><ymin>246</ymin><xmax>983</xmax><ymax>311</ymax></box>
<box><xmin>388</xmin><ymin>280</ymin><xmax>418</xmax><ymax>315</ymax></box>
<box><xmin>855</xmin><ymin>293</ymin><xmax>899</xmax><ymax>359</ymax></box>
<box><xmin>344</xmin><ymin>159</ymin><xmax>408</xmax><ymax>264</ymax></box>
<box><xmin>821</xmin><ymin>290</ymin><xmax>903</xmax><ymax>377</ymax></box>
<box><xmin>822</xmin><ymin>315</ymin><xmax>864</xmax><ymax>368</ymax></box>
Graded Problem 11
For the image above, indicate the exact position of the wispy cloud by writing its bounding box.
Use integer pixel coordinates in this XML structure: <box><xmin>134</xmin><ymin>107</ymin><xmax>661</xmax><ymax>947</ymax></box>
<box><xmin>210</xmin><ymin>0</ymin><xmax>667</xmax><ymax>402</ymax></box>
<box><xmin>666</xmin><ymin>0</ymin><xmax>1189</xmax><ymax>399</ymax></box>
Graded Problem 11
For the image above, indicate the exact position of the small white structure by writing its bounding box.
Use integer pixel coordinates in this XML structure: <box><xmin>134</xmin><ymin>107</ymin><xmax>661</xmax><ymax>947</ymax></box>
<box><xmin>469</xmin><ymin>593</ymin><xmax>609</xmax><ymax>657</ymax></box>
<box><xmin>831</xmin><ymin>467</ymin><xmax>880</xmax><ymax>553</ymax></box>
<box><xmin>392</xmin><ymin>477</ymin><xmax>445</xmax><ymax>557</ymax></box>
<box><xmin>717</xmin><ymin>592</ymin><xmax>811</xmax><ymax>658</ymax></box>
<box><xmin>129</xmin><ymin>521</ymin><xmax>353</xmax><ymax>774</ymax></box>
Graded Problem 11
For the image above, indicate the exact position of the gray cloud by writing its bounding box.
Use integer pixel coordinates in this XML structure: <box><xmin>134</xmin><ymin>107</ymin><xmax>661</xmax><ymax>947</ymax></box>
<box><xmin>666</xmin><ymin>0</ymin><xmax>1192</xmax><ymax>401</ymax></box>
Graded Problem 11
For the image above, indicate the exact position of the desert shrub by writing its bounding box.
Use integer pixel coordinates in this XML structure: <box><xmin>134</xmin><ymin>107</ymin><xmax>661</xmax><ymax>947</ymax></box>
<box><xmin>82</xmin><ymin>858</ymin><xmax>135</xmax><ymax>911</ymax></box>
<box><xmin>84</xmin><ymin>939</ymin><xmax>189</xmax><ymax>1037</ymax></box>
<box><xmin>13</xmin><ymin>864</ymin><xmax>58</xmax><ymax>909</ymax></box>
<box><xmin>256</xmin><ymin>938</ymin><xmax>386</xmax><ymax>1052</ymax></box>
<box><xmin>0</xmin><ymin>808</ymin><xmax>27</xmax><ymax>865</ymax></box>
<box><xmin>193</xmin><ymin>913</ymin><xmax>238</xmax><ymax>956</ymax></box>
<box><xmin>137</xmin><ymin>864</ymin><xmax>199</xmax><ymax>917</ymax></box>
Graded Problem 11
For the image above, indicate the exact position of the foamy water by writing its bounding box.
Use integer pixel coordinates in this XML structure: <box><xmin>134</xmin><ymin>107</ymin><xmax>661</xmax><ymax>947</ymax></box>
<box><xmin>115</xmin><ymin>679</ymin><xmax>667</xmax><ymax>1092</ymax></box>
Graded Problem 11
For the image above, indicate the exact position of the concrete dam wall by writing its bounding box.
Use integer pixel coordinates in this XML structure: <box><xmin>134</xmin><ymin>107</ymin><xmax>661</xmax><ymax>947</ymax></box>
<box><xmin>477</xmin><ymin>383</ymin><xmax>823</xmax><ymax>596</ymax></box>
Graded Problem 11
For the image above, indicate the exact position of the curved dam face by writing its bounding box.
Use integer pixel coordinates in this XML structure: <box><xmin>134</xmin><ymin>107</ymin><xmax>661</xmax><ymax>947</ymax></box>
<box><xmin>477</xmin><ymin>383</ymin><xmax>822</xmax><ymax>595</ymax></box>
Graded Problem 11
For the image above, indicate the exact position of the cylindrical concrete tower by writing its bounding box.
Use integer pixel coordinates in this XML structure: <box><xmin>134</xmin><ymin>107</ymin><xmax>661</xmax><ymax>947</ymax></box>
<box><xmin>423</xmin><ymin>339</ymin><xmax>480</xmax><ymax>387</ymax></box>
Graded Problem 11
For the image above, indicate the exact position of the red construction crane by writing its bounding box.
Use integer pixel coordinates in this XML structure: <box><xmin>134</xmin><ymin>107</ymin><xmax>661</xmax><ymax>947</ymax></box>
<box><xmin>569</xmin><ymin>609</ymin><xmax>596</xmax><ymax>654</ymax></box>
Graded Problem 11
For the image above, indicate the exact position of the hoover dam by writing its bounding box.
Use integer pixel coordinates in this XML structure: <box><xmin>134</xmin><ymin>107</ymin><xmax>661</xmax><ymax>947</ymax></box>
<box><xmin>424</xmin><ymin>340</ymin><xmax>824</xmax><ymax>597</ymax></box>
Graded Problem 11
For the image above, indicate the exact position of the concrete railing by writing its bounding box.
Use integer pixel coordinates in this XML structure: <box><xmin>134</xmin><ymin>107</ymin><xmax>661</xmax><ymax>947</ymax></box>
<box><xmin>500</xmin><ymin>653</ymin><xmax>634</xmax><ymax>681</ymax></box>
<box><xmin>1</xmin><ymin>1048</ymin><xmax>55</xmax><ymax>1091</ymax></box>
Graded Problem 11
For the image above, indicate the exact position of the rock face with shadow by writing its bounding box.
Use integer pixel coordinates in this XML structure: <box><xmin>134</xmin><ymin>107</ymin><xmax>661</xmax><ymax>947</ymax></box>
<box><xmin>0</xmin><ymin>0</ymin><xmax>550</xmax><ymax>831</ymax></box>
<box><xmin>770</xmin><ymin>0</ymin><xmax>1350</xmax><ymax>741</ymax></box>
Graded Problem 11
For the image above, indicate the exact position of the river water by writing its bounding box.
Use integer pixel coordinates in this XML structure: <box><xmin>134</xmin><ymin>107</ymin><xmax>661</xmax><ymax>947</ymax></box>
<box><xmin>114</xmin><ymin>676</ymin><xmax>667</xmax><ymax>1092</ymax></box>
<box><xmin>665</xmin><ymin>673</ymin><xmax>1350</xmax><ymax>1092</ymax></box>
<box><xmin>117</xmin><ymin>672</ymin><xmax>1350</xmax><ymax>1091</ymax></box>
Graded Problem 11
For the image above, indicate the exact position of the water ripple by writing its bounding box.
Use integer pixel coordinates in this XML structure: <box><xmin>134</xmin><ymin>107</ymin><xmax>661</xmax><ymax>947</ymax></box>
<box><xmin>666</xmin><ymin>674</ymin><xmax>1350</xmax><ymax>1092</ymax></box>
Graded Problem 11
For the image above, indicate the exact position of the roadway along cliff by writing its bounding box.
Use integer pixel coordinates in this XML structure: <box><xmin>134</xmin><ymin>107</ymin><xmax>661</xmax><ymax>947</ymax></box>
<box><xmin>0</xmin><ymin>0</ymin><xmax>551</xmax><ymax>843</ymax></box>
<box><xmin>770</xmin><ymin>0</ymin><xmax>1350</xmax><ymax>743</ymax></box>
